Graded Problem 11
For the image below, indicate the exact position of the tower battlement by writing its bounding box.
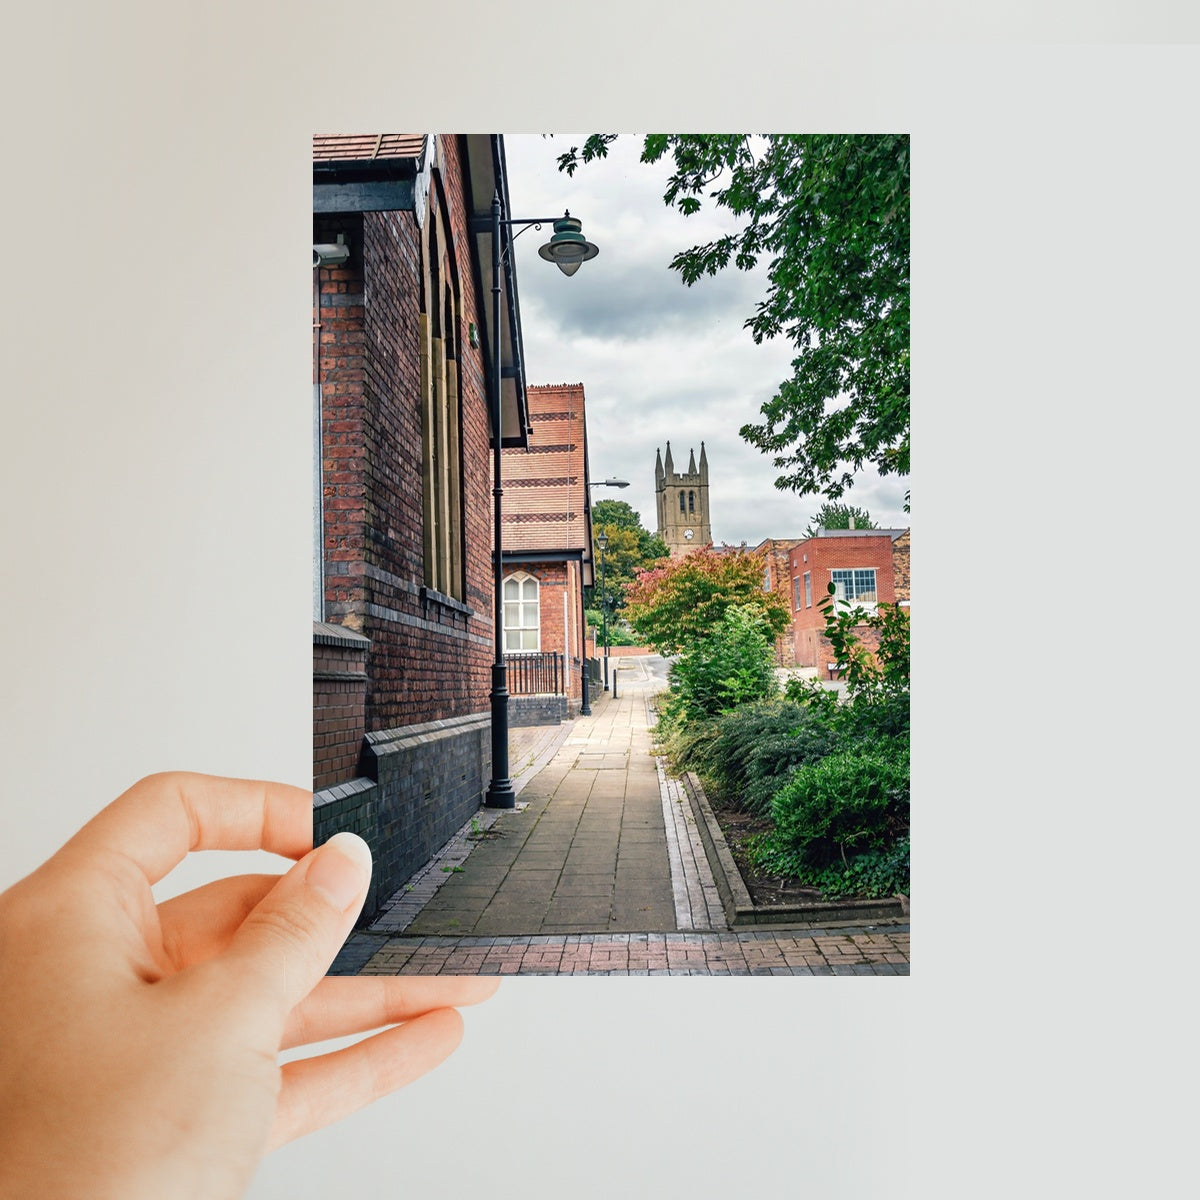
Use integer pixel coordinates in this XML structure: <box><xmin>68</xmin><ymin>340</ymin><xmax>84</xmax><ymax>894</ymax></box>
<box><xmin>654</xmin><ymin>440</ymin><xmax>712</xmax><ymax>557</ymax></box>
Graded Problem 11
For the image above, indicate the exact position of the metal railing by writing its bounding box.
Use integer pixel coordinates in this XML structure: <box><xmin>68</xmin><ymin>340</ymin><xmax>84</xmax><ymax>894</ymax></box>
<box><xmin>505</xmin><ymin>651</ymin><xmax>566</xmax><ymax>695</ymax></box>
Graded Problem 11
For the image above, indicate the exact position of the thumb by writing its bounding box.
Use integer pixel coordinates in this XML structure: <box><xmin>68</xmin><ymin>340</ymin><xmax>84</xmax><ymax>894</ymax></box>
<box><xmin>208</xmin><ymin>832</ymin><xmax>372</xmax><ymax>1026</ymax></box>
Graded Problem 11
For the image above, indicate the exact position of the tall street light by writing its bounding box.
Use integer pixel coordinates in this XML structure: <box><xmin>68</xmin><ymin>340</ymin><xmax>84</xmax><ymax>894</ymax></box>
<box><xmin>484</xmin><ymin>197</ymin><xmax>598</xmax><ymax>809</ymax></box>
<box><xmin>596</xmin><ymin>529</ymin><xmax>610</xmax><ymax>692</ymax></box>
<box><xmin>589</xmin><ymin>477</ymin><xmax>629</xmax><ymax>489</ymax></box>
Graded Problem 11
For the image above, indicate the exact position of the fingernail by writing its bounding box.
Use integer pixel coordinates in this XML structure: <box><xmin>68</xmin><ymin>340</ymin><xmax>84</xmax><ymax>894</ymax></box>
<box><xmin>305</xmin><ymin>832</ymin><xmax>372</xmax><ymax>911</ymax></box>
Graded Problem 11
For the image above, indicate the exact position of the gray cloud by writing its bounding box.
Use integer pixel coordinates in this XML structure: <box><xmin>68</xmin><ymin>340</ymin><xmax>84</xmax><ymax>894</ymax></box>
<box><xmin>502</xmin><ymin>134</ymin><xmax>910</xmax><ymax>548</ymax></box>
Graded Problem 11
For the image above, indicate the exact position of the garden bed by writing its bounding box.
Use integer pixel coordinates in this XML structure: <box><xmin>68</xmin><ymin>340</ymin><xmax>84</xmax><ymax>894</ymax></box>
<box><xmin>681</xmin><ymin>770</ymin><xmax>907</xmax><ymax>928</ymax></box>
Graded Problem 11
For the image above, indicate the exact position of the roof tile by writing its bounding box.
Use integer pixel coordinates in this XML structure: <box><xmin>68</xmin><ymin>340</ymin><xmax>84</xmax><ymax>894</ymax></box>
<box><xmin>313</xmin><ymin>134</ymin><xmax>426</xmax><ymax>164</ymax></box>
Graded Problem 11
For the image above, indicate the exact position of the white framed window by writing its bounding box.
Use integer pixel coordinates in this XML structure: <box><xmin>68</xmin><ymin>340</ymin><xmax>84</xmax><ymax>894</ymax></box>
<box><xmin>804</xmin><ymin>571</ymin><xmax>812</xmax><ymax>608</ymax></box>
<box><xmin>831</xmin><ymin>567</ymin><xmax>878</xmax><ymax>612</ymax></box>
<box><xmin>503</xmin><ymin>572</ymin><xmax>540</xmax><ymax>651</ymax></box>
<box><xmin>793</xmin><ymin>575</ymin><xmax>802</xmax><ymax>610</ymax></box>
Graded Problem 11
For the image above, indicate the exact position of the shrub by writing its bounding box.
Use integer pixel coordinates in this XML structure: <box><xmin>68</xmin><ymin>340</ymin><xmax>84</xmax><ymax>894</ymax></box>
<box><xmin>767</xmin><ymin>747</ymin><xmax>909</xmax><ymax>868</ymax></box>
<box><xmin>833</xmin><ymin>690</ymin><xmax>910</xmax><ymax>748</ymax></box>
<box><xmin>752</xmin><ymin>836</ymin><xmax>909</xmax><ymax>899</ymax></box>
<box><xmin>683</xmin><ymin>699</ymin><xmax>838</xmax><ymax>816</ymax></box>
<box><xmin>783</xmin><ymin>675</ymin><xmax>841</xmax><ymax>721</ymax></box>
<box><xmin>669</xmin><ymin>604</ymin><xmax>778</xmax><ymax>720</ymax></box>
<box><xmin>817</xmin><ymin>585</ymin><xmax>910</xmax><ymax>701</ymax></box>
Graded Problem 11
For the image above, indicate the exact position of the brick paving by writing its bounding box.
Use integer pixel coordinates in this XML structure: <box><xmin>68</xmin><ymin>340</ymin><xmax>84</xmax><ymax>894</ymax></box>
<box><xmin>334</xmin><ymin>925</ymin><xmax>910</xmax><ymax>976</ymax></box>
<box><xmin>330</xmin><ymin>656</ymin><xmax>910</xmax><ymax>977</ymax></box>
<box><xmin>375</xmin><ymin>669</ymin><xmax>679</xmax><ymax>937</ymax></box>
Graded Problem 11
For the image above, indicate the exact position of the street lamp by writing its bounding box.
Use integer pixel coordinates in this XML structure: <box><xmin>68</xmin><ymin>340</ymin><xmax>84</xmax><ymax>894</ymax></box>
<box><xmin>596</xmin><ymin>529</ymin><xmax>610</xmax><ymax>692</ymax></box>
<box><xmin>589</xmin><ymin>477</ymin><xmax>629</xmax><ymax>489</ymax></box>
<box><xmin>484</xmin><ymin>194</ymin><xmax>599</xmax><ymax>809</ymax></box>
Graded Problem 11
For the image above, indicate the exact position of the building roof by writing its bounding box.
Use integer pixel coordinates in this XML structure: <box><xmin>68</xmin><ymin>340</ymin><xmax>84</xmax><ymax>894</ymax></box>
<box><xmin>813</xmin><ymin>527</ymin><xmax>909</xmax><ymax>540</ymax></box>
<box><xmin>312</xmin><ymin>134</ymin><xmax>427</xmax><ymax>165</ymax></box>
<box><xmin>501</xmin><ymin>383</ymin><xmax>591</xmax><ymax>560</ymax></box>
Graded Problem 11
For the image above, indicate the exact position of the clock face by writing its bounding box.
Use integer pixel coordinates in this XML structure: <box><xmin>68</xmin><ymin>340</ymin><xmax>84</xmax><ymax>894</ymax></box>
<box><xmin>684</xmin><ymin>529</ymin><xmax>694</xmax><ymax>540</ymax></box>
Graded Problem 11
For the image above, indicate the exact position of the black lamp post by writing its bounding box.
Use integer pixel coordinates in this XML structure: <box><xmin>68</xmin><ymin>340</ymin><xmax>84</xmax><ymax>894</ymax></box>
<box><xmin>596</xmin><ymin>529</ymin><xmax>610</xmax><ymax>692</ymax></box>
<box><xmin>484</xmin><ymin>195</ymin><xmax>598</xmax><ymax>809</ymax></box>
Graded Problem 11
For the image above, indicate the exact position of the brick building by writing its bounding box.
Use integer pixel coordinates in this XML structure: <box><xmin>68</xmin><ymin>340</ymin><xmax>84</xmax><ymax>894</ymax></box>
<box><xmin>784</xmin><ymin>528</ymin><xmax>910</xmax><ymax>673</ymax></box>
<box><xmin>311</xmin><ymin>134</ymin><xmax>534</xmax><ymax>917</ymax></box>
<box><xmin>754</xmin><ymin>537</ymin><xmax>806</xmax><ymax>666</ymax></box>
<box><xmin>499</xmin><ymin>382</ymin><xmax>595</xmax><ymax>724</ymax></box>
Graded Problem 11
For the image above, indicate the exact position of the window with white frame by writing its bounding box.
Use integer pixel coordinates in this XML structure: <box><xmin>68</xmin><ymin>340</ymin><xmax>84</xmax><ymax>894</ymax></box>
<box><xmin>830</xmin><ymin>567</ymin><xmax>878</xmax><ymax>610</ymax></box>
<box><xmin>503</xmin><ymin>572</ymin><xmax>540</xmax><ymax>651</ymax></box>
<box><xmin>803</xmin><ymin>571</ymin><xmax>812</xmax><ymax>608</ymax></box>
<box><xmin>793</xmin><ymin>575</ymin><xmax>802</xmax><ymax>610</ymax></box>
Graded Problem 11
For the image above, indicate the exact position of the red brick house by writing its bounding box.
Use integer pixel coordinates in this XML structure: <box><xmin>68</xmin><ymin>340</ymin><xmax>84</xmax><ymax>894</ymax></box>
<box><xmin>785</xmin><ymin>528</ymin><xmax>910</xmax><ymax>673</ymax></box>
<box><xmin>499</xmin><ymin>382</ymin><xmax>595</xmax><ymax>723</ymax></box>
<box><xmin>311</xmin><ymin>134</ymin><xmax>534</xmax><ymax>915</ymax></box>
<box><xmin>754</xmin><ymin>537</ymin><xmax>805</xmax><ymax>666</ymax></box>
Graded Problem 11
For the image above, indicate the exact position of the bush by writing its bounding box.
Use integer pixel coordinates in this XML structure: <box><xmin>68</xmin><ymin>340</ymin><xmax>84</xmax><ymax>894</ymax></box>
<box><xmin>783</xmin><ymin>675</ymin><xmax>841</xmax><ymax>721</ymax></box>
<box><xmin>833</xmin><ymin>690</ymin><xmax>910</xmax><ymax>748</ymax></box>
<box><xmin>669</xmin><ymin>604</ymin><xmax>778</xmax><ymax>720</ymax></box>
<box><xmin>674</xmin><ymin>699</ymin><xmax>837</xmax><ymax>816</ymax></box>
<box><xmin>767</xmin><ymin>747</ymin><xmax>909</xmax><ymax>868</ymax></box>
<box><xmin>752</xmin><ymin>836</ymin><xmax>909</xmax><ymax>899</ymax></box>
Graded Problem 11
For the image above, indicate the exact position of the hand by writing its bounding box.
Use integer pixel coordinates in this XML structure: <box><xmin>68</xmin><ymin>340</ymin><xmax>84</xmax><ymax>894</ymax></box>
<box><xmin>0</xmin><ymin>772</ymin><xmax>498</xmax><ymax>1200</ymax></box>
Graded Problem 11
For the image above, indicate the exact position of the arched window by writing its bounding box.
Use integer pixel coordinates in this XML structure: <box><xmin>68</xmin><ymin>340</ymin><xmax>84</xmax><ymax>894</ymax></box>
<box><xmin>679</xmin><ymin>491</ymin><xmax>686</xmax><ymax>514</ymax></box>
<box><xmin>688</xmin><ymin>490</ymin><xmax>695</xmax><ymax>513</ymax></box>
<box><xmin>503</xmin><ymin>572</ymin><xmax>540</xmax><ymax>651</ymax></box>
<box><xmin>420</xmin><ymin>172</ymin><xmax>465</xmax><ymax>600</ymax></box>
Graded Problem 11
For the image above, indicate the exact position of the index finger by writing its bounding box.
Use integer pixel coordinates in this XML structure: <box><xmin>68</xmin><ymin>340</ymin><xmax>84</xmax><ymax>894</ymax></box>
<box><xmin>60</xmin><ymin>771</ymin><xmax>314</xmax><ymax>885</ymax></box>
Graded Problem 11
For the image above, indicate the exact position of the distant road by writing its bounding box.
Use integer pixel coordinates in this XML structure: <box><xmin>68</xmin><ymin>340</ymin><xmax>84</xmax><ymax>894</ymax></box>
<box><xmin>612</xmin><ymin>653</ymin><xmax>671</xmax><ymax>688</ymax></box>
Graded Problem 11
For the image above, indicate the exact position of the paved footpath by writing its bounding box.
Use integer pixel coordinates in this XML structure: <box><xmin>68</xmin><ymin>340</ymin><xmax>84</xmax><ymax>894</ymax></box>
<box><xmin>330</xmin><ymin>658</ymin><xmax>909</xmax><ymax>976</ymax></box>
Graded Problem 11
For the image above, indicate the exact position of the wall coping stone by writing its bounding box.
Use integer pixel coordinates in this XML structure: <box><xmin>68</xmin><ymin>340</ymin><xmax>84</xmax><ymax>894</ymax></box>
<box><xmin>314</xmin><ymin>775</ymin><xmax>376</xmax><ymax>809</ymax></box>
<box><xmin>365</xmin><ymin>711</ymin><xmax>491</xmax><ymax>752</ymax></box>
<box><xmin>314</xmin><ymin>621</ymin><xmax>371</xmax><ymax>649</ymax></box>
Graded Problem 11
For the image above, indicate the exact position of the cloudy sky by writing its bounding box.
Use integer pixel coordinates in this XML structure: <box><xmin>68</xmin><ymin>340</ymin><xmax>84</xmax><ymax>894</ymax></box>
<box><xmin>502</xmin><ymin>134</ymin><xmax>910</xmax><ymax>546</ymax></box>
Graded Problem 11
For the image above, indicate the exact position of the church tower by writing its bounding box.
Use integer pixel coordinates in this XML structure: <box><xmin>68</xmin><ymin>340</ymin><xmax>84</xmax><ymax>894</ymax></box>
<box><xmin>655</xmin><ymin>441</ymin><xmax>712</xmax><ymax>557</ymax></box>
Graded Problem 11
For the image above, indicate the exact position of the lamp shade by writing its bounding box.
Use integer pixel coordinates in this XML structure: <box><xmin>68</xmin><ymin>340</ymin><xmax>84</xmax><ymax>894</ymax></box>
<box><xmin>538</xmin><ymin>213</ymin><xmax>599</xmax><ymax>276</ymax></box>
<box><xmin>596</xmin><ymin>530</ymin><xmax>608</xmax><ymax>551</ymax></box>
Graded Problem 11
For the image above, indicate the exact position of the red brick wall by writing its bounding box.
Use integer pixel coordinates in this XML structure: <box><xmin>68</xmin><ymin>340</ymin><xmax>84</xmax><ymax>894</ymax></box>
<box><xmin>757</xmin><ymin>538</ymin><xmax>803</xmax><ymax>666</ymax></box>
<box><xmin>314</xmin><ymin>136</ymin><xmax>495</xmax><ymax>749</ymax></box>
<box><xmin>892</xmin><ymin>529</ymin><xmax>911</xmax><ymax>603</ymax></box>
<box><xmin>313</xmin><ymin>637</ymin><xmax>368</xmax><ymax>790</ymax></box>
<box><xmin>504</xmin><ymin>559</ymin><xmax>586</xmax><ymax>706</ymax></box>
<box><xmin>786</xmin><ymin>534</ymin><xmax>898</xmax><ymax>669</ymax></box>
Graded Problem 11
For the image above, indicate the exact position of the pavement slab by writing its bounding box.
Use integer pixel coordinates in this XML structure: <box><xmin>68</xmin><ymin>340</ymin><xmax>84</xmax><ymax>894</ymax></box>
<box><xmin>344</xmin><ymin>654</ymin><xmax>910</xmax><ymax>975</ymax></box>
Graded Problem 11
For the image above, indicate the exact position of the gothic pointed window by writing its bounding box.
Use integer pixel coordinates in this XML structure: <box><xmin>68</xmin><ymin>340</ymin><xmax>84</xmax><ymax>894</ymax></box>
<box><xmin>679</xmin><ymin>492</ymin><xmax>686</xmax><ymax>514</ymax></box>
<box><xmin>420</xmin><ymin>176</ymin><xmax>465</xmax><ymax>600</ymax></box>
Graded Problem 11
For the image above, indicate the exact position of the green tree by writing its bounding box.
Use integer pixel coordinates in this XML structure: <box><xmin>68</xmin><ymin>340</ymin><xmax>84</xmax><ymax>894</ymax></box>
<box><xmin>803</xmin><ymin>502</ymin><xmax>877</xmax><ymax>538</ymax></box>
<box><xmin>623</xmin><ymin>547</ymin><xmax>791</xmax><ymax>655</ymax></box>
<box><xmin>558</xmin><ymin>135</ymin><xmax>909</xmax><ymax>505</ymax></box>
<box><xmin>590</xmin><ymin>498</ymin><xmax>643</xmax><ymax>531</ymax></box>
<box><xmin>670</xmin><ymin>604</ymin><xmax>779</xmax><ymax>719</ymax></box>
<box><xmin>589</xmin><ymin>500</ymin><xmax>669</xmax><ymax>614</ymax></box>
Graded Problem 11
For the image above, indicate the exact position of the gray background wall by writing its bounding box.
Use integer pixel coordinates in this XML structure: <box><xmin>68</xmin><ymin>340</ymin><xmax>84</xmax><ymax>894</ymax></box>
<box><xmin>4</xmin><ymin>11</ymin><xmax>1197</xmax><ymax>1200</ymax></box>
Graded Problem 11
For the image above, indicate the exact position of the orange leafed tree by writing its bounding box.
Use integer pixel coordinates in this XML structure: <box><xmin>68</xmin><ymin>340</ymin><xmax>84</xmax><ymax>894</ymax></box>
<box><xmin>624</xmin><ymin>548</ymin><xmax>791</xmax><ymax>655</ymax></box>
